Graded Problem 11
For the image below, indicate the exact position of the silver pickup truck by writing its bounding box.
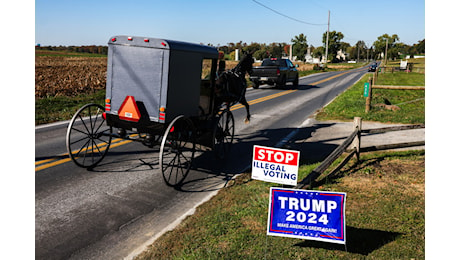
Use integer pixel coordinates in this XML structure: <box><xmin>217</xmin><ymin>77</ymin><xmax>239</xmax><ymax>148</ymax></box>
<box><xmin>249</xmin><ymin>58</ymin><xmax>299</xmax><ymax>89</ymax></box>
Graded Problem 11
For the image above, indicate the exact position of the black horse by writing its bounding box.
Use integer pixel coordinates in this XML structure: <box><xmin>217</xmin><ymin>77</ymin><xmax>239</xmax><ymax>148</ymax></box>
<box><xmin>215</xmin><ymin>53</ymin><xmax>254</xmax><ymax>123</ymax></box>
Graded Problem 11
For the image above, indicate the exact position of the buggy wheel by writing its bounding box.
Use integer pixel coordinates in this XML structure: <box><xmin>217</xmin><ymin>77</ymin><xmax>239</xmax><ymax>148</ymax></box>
<box><xmin>159</xmin><ymin>115</ymin><xmax>196</xmax><ymax>186</ymax></box>
<box><xmin>66</xmin><ymin>103</ymin><xmax>112</xmax><ymax>168</ymax></box>
<box><xmin>212</xmin><ymin>109</ymin><xmax>234</xmax><ymax>159</ymax></box>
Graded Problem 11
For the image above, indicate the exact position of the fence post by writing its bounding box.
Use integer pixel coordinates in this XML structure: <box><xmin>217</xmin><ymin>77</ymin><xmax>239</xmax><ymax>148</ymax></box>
<box><xmin>353</xmin><ymin>117</ymin><xmax>362</xmax><ymax>162</ymax></box>
<box><xmin>373</xmin><ymin>70</ymin><xmax>376</xmax><ymax>84</ymax></box>
<box><xmin>365</xmin><ymin>77</ymin><xmax>372</xmax><ymax>113</ymax></box>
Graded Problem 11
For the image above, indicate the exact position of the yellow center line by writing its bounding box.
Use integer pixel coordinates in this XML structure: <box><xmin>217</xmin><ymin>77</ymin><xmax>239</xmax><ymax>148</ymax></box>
<box><xmin>230</xmin><ymin>89</ymin><xmax>297</xmax><ymax>110</ymax></box>
<box><xmin>35</xmin><ymin>158</ymin><xmax>72</xmax><ymax>172</ymax></box>
<box><xmin>309</xmin><ymin>70</ymin><xmax>352</xmax><ymax>85</ymax></box>
<box><xmin>36</xmin><ymin>69</ymin><xmax>359</xmax><ymax>172</ymax></box>
<box><xmin>35</xmin><ymin>139</ymin><xmax>134</xmax><ymax>172</ymax></box>
<box><xmin>35</xmin><ymin>137</ymin><xmax>125</xmax><ymax>166</ymax></box>
<box><xmin>35</xmin><ymin>135</ymin><xmax>136</xmax><ymax>172</ymax></box>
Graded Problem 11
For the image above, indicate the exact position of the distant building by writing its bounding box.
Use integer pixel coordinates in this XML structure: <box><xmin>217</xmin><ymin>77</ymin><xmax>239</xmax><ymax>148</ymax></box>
<box><xmin>336</xmin><ymin>49</ymin><xmax>348</xmax><ymax>61</ymax></box>
<box><xmin>405</xmin><ymin>55</ymin><xmax>425</xmax><ymax>59</ymax></box>
<box><xmin>305</xmin><ymin>46</ymin><xmax>313</xmax><ymax>63</ymax></box>
<box><xmin>305</xmin><ymin>47</ymin><xmax>321</xmax><ymax>64</ymax></box>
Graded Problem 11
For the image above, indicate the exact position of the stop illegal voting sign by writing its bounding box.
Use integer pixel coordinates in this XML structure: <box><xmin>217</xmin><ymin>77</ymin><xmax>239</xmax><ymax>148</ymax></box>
<box><xmin>252</xmin><ymin>145</ymin><xmax>300</xmax><ymax>186</ymax></box>
<box><xmin>267</xmin><ymin>187</ymin><xmax>347</xmax><ymax>244</ymax></box>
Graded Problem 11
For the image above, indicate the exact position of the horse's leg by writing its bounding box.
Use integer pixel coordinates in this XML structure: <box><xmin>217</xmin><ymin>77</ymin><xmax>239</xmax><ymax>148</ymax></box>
<box><xmin>240</xmin><ymin>96</ymin><xmax>251</xmax><ymax>124</ymax></box>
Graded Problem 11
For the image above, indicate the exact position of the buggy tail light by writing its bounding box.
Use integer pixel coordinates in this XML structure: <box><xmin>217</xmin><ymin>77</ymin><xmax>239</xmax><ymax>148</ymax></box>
<box><xmin>128</xmin><ymin>37</ymin><xmax>133</xmax><ymax>41</ymax></box>
<box><xmin>276</xmin><ymin>69</ymin><xmax>280</xmax><ymax>76</ymax></box>
<box><xmin>111</xmin><ymin>37</ymin><xmax>117</xmax><ymax>42</ymax></box>
<box><xmin>144</xmin><ymin>38</ymin><xmax>149</xmax><ymax>43</ymax></box>
<box><xmin>105</xmin><ymin>98</ymin><xmax>111</xmax><ymax>111</ymax></box>
<box><xmin>159</xmin><ymin>107</ymin><xmax>166</xmax><ymax>122</ymax></box>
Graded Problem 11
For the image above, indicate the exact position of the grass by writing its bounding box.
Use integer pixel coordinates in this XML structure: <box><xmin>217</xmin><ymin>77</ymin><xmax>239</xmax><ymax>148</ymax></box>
<box><xmin>316</xmin><ymin>71</ymin><xmax>425</xmax><ymax>124</ymax></box>
<box><xmin>375</xmin><ymin>72</ymin><xmax>425</xmax><ymax>86</ymax></box>
<box><xmin>35</xmin><ymin>90</ymin><xmax>105</xmax><ymax>125</ymax></box>
<box><xmin>135</xmin><ymin>150</ymin><xmax>424</xmax><ymax>259</ymax></box>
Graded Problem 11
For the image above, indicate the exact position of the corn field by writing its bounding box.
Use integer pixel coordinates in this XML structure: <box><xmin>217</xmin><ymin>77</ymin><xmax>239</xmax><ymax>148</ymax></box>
<box><xmin>35</xmin><ymin>56</ymin><xmax>107</xmax><ymax>98</ymax></box>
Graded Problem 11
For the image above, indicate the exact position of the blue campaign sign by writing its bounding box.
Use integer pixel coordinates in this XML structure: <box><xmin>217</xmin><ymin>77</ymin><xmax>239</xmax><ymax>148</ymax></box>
<box><xmin>267</xmin><ymin>187</ymin><xmax>346</xmax><ymax>244</ymax></box>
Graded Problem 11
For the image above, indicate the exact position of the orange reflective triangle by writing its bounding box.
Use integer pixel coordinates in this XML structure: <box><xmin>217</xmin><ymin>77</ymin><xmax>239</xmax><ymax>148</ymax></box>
<box><xmin>118</xmin><ymin>96</ymin><xmax>141</xmax><ymax>122</ymax></box>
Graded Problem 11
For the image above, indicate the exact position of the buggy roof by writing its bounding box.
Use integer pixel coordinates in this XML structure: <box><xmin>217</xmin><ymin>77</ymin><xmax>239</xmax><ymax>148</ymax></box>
<box><xmin>108</xmin><ymin>35</ymin><xmax>218</xmax><ymax>59</ymax></box>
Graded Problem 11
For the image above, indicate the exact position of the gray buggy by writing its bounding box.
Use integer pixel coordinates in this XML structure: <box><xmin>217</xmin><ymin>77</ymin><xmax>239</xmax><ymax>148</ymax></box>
<box><xmin>66</xmin><ymin>36</ymin><xmax>235</xmax><ymax>186</ymax></box>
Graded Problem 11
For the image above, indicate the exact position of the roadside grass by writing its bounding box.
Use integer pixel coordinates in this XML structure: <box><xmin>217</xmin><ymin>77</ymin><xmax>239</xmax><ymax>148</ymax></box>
<box><xmin>375</xmin><ymin>71</ymin><xmax>425</xmax><ymax>86</ymax></box>
<box><xmin>135</xmin><ymin>150</ymin><xmax>424</xmax><ymax>260</ymax></box>
<box><xmin>35</xmin><ymin>89</ymin><xmax>105</xmax><ymax>125</ymax></box>
<box><xmin>316</xmin><ymin>72</ymin><xmax>425</xmax><ymax>124</ymax></box>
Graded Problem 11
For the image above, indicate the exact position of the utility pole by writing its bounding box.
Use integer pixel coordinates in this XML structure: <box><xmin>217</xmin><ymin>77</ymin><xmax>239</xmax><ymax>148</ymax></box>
<box><xmin>324</xmin><ymin>10</ymin><xmax>330</xmax><ymax>66</ymax></box>
<box><xmin>357</xmin><ymin>44</ymin><xmax>360</xmax><ymax>63</ymax></box>
<box><xmin>384</xmin><ymin>38</ymin><xmax>388</xmax><ymax>65</ymax></box>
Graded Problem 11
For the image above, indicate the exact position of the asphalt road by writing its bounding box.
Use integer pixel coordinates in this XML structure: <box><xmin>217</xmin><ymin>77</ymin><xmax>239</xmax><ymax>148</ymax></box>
<box><xmin>35</xmin><ymin>66</ymin><xmax>369</xmax><ymax>259</ymax></box>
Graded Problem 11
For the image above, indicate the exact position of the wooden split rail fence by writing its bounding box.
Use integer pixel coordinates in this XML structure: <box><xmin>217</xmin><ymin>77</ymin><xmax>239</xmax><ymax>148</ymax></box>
<box><xmin>365</xmin><ymin>77</ymin><xmax>425</xmax><ymax>113</ymax></box>
<box><xmin>365</xmin><ymin>67</ymin><xmax>425</xmax><ymax>112</ymax></box>
<box><xmin>295</xmin><ymin>117</ymin><xmax>424</xmax><ymax>189</ymax></box>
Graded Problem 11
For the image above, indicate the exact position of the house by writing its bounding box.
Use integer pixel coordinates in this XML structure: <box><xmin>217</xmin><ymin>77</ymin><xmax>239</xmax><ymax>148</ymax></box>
<box><xmin>336</xmin><ymin>49</ymin><xmax>348</xmax><ymax>61</ymax></box>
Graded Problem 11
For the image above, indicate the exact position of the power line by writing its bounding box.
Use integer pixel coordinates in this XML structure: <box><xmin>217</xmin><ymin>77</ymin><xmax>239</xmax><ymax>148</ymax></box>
<box><xmin>251</xmin><ymin>0</ymin><xmax>327</xmax><ymax>26</ymax></box>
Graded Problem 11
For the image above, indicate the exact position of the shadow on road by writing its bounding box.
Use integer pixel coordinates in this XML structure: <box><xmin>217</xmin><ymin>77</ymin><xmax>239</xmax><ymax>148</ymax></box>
<box><xmin>177</xmin><ymin>122</ymin><xmax>342</xmax><ymax>191</ymax></box>
<box><xmin>51</xmin><ymin>122</ymin><xmax>347</xmax><ymax>193</ymax></box>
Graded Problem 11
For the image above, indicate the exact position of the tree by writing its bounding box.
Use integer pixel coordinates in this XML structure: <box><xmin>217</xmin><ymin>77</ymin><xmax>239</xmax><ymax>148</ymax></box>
<box><xmin>243</xmin><ymin>42</ymin><xmax>262</xmax><ymax>55</ymax></box>
<box><xmin>355</xmin><ymin>40</ymin><xmax>367</xmax><ymax>61</ymax></box>
<box><xmin>253</xmin><ymin>49</ymin><xmax>269</xmax><ymax>60</ymax></box>
<box><xmin>266</xmin><ymin>42</ymin><xmax>286</xmax><ymax>58</ymax></box>
<box><xmin>322</xmin><ymin>31</ymin><xmax>344</xmax><ymax>62</ymax></box>
<box><xmin>313</xmin><ymin>46</ymin><xmax>325</xmax><ymax>60</ymax></box>
<box><xmin>373</xmin><ymin>34</ymin><xmax>400</xmax><ymax>60</ymax></box>
<box><xmin>291</xmin><ymin>33</ymin><xmax>308</xmax><ymax>61</ymax></box>
<box><xmin>415</xmin><ymin>39</ymin><xmax>425</xmax><ymax>54</ymax></box>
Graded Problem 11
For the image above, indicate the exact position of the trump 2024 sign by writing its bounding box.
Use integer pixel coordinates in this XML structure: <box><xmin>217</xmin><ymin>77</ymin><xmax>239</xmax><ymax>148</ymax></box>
<box><xmin>267</xmin><ymin>187</ymin><xmax>347</xmax><ymax>244</ymax></box>
<box><xmin>252</xmin><ymin>145</ymin><xmax>300</xmax><ymax>186</ymax></box>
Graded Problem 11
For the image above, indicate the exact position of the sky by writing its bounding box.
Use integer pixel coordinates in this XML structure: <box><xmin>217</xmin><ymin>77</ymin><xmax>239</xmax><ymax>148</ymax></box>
<box><xmin>35</xmin><ymin>0</ymin><xmax>425</xmax><ymax>48</ymax></box>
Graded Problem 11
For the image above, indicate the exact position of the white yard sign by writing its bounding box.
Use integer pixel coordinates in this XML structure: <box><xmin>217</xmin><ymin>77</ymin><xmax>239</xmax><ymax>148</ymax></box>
<box><xmin>252</xmin><ymin>145</ymin><xmax>300</xmax><ymax>186</ymax></box>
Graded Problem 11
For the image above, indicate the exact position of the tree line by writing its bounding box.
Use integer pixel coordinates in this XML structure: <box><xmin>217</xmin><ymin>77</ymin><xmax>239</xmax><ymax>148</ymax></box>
<box><xmin>36</xmin><ymin>32</ymin><xmax>425</xmax><ymax>63</ymax></box>
<box><xmin>36</xmin><ymin>45</ymin><xmax>109</xmax><ymax>55</ymax></box>
<box><xmin>216</xmin><ymin>33</ymin><xmax>424</xmax><ymax>62</ymax></box>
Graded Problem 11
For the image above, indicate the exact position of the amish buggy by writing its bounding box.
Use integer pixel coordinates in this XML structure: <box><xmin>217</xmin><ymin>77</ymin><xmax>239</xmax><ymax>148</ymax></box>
<box><xmin>66</xmin><ymin>36</ymin><xmax>253</xmax><ymax>186</ymax></box>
